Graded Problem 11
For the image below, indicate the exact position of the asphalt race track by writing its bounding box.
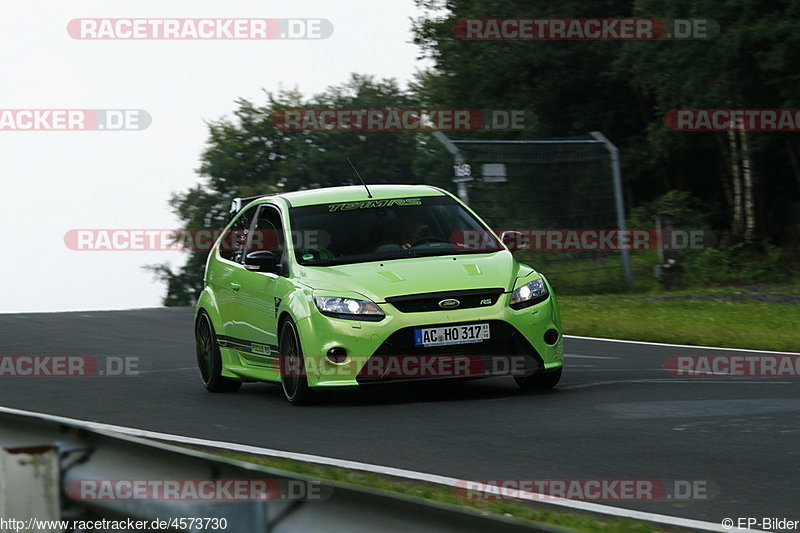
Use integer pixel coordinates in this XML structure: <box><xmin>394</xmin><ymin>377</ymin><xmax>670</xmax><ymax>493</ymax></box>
<box><xmin>0</xmin><ymin>308</ymin><xmax>797</xmax><ymax>524</ymax></box>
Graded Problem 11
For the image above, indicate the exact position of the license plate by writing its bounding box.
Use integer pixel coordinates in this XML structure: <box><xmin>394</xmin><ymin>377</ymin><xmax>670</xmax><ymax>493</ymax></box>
<box><xmin>414</xmin><ymin>323</ymin><xmax>490</xmax><ymax>347</ymax></box>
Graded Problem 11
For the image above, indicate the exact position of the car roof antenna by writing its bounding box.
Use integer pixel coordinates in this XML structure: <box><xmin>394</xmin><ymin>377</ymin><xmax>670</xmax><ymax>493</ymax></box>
<box><xmin>347</xmin><ymin>157</ymin><xmax>373</xmax><ymax>198</ymax></box>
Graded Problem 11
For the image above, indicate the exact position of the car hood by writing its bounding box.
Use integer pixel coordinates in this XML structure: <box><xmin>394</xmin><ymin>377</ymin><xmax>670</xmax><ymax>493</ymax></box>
<box><xmin>295</xmin><ymin>251</ymin><xmax>533</xmax><ymax>301</ymax></box>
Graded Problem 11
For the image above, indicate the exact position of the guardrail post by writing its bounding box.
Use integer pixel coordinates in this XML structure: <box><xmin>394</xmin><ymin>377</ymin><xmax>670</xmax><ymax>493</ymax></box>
<box><xmin>0</xmin><ymin>445</ymin><xmax>61</xmax><ymax>532</ymax></box>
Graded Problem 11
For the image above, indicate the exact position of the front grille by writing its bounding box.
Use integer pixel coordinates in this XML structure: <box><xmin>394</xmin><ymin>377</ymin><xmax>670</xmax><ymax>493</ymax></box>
<box><xmin>385</xmin><ymin>288</ymin><xmax>504</xmax><ymax>313</ymax></box>
<box><xmin>357</xmin><ymin>320</ymin><xmax>543</xmax><ymax>384</ymax></box>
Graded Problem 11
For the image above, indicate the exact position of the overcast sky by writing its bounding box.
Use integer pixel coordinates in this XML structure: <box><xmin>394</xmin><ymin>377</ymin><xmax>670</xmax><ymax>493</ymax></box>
<box><xmin>0</xmin><ymin>0</ymin><xmax>430</xmax><ymax>313</ymax></box>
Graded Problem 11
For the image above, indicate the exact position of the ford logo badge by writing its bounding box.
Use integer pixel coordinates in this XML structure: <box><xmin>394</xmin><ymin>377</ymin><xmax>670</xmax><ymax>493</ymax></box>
<box><xmin>438</xmin><ymin>298</ymin><xmax>461</xmax><ymax>309</ymax></box>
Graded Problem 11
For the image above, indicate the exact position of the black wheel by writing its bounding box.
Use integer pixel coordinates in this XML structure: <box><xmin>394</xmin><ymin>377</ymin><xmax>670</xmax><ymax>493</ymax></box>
<box><xmin>279</xmin><ymin>318</ymin><xmax>315</xmax><ymax>405</ymax></box>
<box><xmin>515</xmin><ymin>367</ymin><xmax>562</xmax><ymax>391</ymax></box>
<box><xmin>195</xmin><ymin>312</ymin><xmax>242</xmax><ymax>392</ymax></box>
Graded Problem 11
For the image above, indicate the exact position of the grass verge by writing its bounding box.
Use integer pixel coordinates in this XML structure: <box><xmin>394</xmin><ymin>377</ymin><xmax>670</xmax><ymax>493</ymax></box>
<box><xmin>559</xmin><ymin>286</ymin><xmax>799</xmax><ymax>352</ymax></box>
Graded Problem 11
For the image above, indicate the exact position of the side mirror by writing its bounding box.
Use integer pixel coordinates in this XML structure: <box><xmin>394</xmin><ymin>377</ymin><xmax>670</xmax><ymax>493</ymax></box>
<box><xmin>500</xmin><ymin>231</ymin><xmax>524</xmax><ymax>251</ymax></box>
<box><xmin>244</xmin><ymin>250</ymin><xmax>277</xmax><ymax>273</ymax></box>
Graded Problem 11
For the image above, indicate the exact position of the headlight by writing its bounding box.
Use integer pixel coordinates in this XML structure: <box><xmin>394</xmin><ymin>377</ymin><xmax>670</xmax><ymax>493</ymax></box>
<box><xmin>313</xmin><ymin>296</ymin><xmax>385</xmax><ymax>321</ymax></box>
<box><xmin>509</xmin><ymin>278</ymin><xmax>549</xmax><ymax>309</ymax></box>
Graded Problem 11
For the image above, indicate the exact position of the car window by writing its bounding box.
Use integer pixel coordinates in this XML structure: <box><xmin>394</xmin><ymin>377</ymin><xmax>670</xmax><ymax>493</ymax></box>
<box><xmin>247</xmin><ymin>204</ymin><xmax>287</xmax><ymax>270</ymax></box>
<box><xmin>289</xmin><ymin>195</ymin><xmax>501</xmax><ymax>266</ymax></box>
<box><xmin>219</xmin><ymin>205</ymin><xmax>256</xmax><ymax>263</ymax></box>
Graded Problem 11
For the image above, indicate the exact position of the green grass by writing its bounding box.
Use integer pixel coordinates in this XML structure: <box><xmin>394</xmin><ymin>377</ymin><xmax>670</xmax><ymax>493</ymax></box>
<box><xmin>180</xmin><ymin>446</ymin><xmax>684</xmax><ymax>533</ymax></box>
<box><xmin>523</xmin><ymin>252</ymin><xmax>799</xmax><ymax>351</ymax></box>
<box><xmin>560</xmin><ymin>291</ymin><xmax>799</xmax><ymax>352</ymax></box>
<box><xmin>521</xmin><ymin>250</ymin><xmax>666</xmax><ymax>295</ymax></box>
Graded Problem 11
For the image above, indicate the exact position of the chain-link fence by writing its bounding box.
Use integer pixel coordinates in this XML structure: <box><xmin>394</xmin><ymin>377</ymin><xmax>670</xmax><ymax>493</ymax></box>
<box><xmin>433</xmin><ymin>132</ymin><xmax>632</xmax><ymax>294</ymax></box>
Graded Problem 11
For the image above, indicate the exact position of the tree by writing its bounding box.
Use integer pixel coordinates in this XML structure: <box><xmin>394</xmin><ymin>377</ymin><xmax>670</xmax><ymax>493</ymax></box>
<box><xmin>618</xmin><ymin>0</ymin><xmax>800</xmax><ymax>242</ymax></box>
<box><xmin>413</xmin><ymin>0</ymin><xmax>800</xmax><ymax>244</ymax></box>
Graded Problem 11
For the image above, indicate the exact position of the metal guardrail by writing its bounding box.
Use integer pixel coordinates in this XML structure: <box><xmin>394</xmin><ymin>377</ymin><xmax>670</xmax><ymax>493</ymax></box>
<box><xmin>0</xmin><ymin>410</ymin><xmax>551</xmax><ymax>532</ymax></box>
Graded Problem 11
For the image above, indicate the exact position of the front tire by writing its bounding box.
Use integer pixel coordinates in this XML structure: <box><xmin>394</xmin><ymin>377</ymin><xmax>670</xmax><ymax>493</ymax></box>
<box><xmin>195</xmin><ymin>312</ymin><xmax>242</xmax><ymax>393</ymax></box>
<box><xmin>515</xmin><ymin>367</ymin><xmax>562</xmax><ymax>391</ymax></box>
<box><xmin>279</xmin><ymin>318</ymin><xmax>316</xmax><ymax>405</ymax></box>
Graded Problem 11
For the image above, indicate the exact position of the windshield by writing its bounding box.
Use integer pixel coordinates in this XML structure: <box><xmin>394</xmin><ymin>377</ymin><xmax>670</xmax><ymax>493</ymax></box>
<box><xmin>289</xmin><ymin>195</ymin><xmax>502</xmax><ymax>266</ymax></box>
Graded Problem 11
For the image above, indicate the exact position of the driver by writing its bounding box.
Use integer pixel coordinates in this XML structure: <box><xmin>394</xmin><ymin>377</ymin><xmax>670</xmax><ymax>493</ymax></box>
<box><xmin>373</xmin><ymin>210</ymin><xmax>425</xmax><ymax>252</ymax></box>
<box><xmin>397</xmin><ymin>212</ymin><xmax>424</xmax><ymax>249</ymax></box>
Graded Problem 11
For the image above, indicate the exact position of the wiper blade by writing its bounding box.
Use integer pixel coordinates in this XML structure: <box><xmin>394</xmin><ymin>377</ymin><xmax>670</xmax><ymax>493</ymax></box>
<box><xmin>407</xmin><ymin>248</ymin><xmax>454</xmax><ymax>257</ymax></box>
<box><xmin>303</xmin><ymin>258</ymin><xmax>340</xmax><ymax>266</ymax></box>
<box><xmin>409</xmin><ymin>247</ymin><xmax>498</xmax><ymax>258</ymax></box>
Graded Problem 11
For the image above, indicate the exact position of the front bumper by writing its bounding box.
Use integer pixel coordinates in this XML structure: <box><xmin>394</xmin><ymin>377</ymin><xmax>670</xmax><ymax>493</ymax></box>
<box><xmin>296</xmin><ymin>289</ymin><xmax>564</xmax><ymax>388</ymax></box>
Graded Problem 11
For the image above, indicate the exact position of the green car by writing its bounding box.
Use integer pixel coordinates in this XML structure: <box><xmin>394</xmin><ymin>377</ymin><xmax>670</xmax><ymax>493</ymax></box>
<box><xmin>195</xmin><ymin>184</ymin><xmax>564</xmax><ymax>404</ymax></box>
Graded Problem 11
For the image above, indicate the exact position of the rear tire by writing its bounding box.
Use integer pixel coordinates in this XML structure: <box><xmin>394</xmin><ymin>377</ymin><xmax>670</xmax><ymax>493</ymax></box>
<box><xmin>195</xmin><ymin>312</ymin><xmax>242</xmax><ymax>393</ymax></box>
<box><xmin>279</xmin><ymin>318</ymin><xmax>316</xmax><ymax>406</ymax></box>
<box><xmin>515</xmin><ymin>367</ymin><xmax>562</xmax><ymax>391</ymax></box>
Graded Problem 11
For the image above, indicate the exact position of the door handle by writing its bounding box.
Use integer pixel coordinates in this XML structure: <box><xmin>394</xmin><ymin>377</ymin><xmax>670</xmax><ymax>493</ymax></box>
<box><xmin>230</xmin><ymin>283</ymin><xmax>241</xmax><ymax>292</ymax></box>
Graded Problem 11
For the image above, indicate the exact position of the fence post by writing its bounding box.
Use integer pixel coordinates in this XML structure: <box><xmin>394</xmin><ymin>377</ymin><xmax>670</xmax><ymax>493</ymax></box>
<box><xmin>590</xmin><ymin>131</ymin><xmax>633</xmax><ymax>290</ymax></box>
<box><xmin>432</xmin><ymin>131</ymin><xmax>470</xmax><ymax>204</ymax></box>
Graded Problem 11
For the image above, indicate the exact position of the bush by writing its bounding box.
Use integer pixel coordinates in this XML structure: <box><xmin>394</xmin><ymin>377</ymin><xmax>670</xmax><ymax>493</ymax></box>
<box><xmin>629</xmin><ymin>191</ymin><xmax>792</xmax><ymax>286</ymax></box>
<box><xmin>732</xmin><ymin>243</ymin><xmax>791</xmax><ymax>283</ymax></box>
<box><xmin>682</xmin><ymin>243</ymin><xmax>791</xmax><ymax>285</ymax></box>
<box><xmin>628</xmin><ymin>190</ymin><xmax>712</xmax><ymax>231</ymax></box>
<box><xmin>682</xmin><ymin>248</ymin><xmax>734</xmax><ymax>285</ymax></box>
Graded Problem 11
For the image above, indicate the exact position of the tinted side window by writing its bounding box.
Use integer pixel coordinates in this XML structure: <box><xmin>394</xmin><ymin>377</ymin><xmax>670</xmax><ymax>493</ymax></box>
<box><xmin>219</xmin><ymin>206</ymin><xmax>256</xmax><ymax>262</ymax></box>
<box><xmin>248</xmin><ymin>205</ymin><xmax>287</xmax><ymax>272</ymax></box>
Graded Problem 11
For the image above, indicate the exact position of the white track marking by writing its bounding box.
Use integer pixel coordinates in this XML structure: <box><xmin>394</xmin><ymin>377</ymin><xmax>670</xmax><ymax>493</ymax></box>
<box><xmin>0</xmin><ymin>405</ymin><xmax>760</xmax><ymax>532</ymax></box>
<box><xmin>567</xmin><ymin>368</ymin><xmax>669</xmax><ymax>372</ymax></box>
<box><xmin>567</xmin><ymin>368</ymin><xmax>800</xmax><ymax>374</ymax></box>
<box><xmin>561</xmin><ymin>379</ymin><xmax>792</xmax><ymax>390</ymax></box>
<box><xmin>564</xmin><ymin>335</ymin><xmax>800</xmax><ymax>355</ymax></box>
